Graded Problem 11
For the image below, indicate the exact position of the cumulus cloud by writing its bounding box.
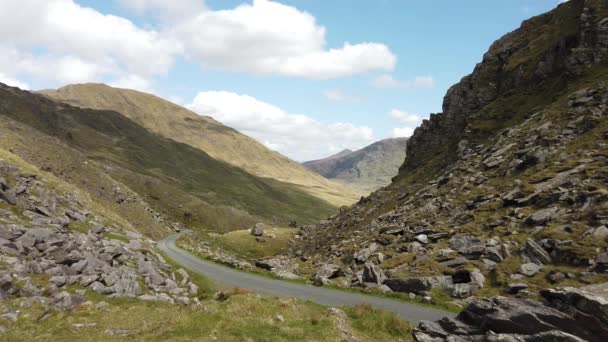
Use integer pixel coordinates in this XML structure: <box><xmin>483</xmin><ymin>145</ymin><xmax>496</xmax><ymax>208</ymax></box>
<box><xmin>392</xmin><ymin>127</ymin><xmax>416</xmax><ymax>138</ymax></box>
<box><xmin>372</xmin><ymin>74</ymin><xmax>434</xmax><ymax>89</ymax></box>
<box><xmin>389</xmin><ymin>109</ymin><xmax>423</xmax><ymax>125</ymax></box>
<box><xmin>389</xmin><ymin>109</ymin><xmax>423</xmax><ymax>139</ymax></box>
<box><xmin>0</xmin><ymin>73</ymin><xmax>29</xmax><ymax>90</ymax></box>
<box><xmin>324</xmin><ymin>90</ymin><xmax>366</xmax><ymax>102</ymax></box>
<box><xmin>117</xmin><ymin>0</ymin><xmax>206</xmax><ymax>21</ymax></box>
<box><xmin>172</xmin><ymin>0</ymin><xmax>396</xmax><ymax>79</ymax></box>
<box><xmin>0</xmin><ymin>0</ymin><xmax>179</xmax><ymax>90</ymax></box>
<box><xmin>109</xmin><ymin>75</ymin><xmax>154</xmax><ymax>93</ymax></box>
<box><xmin>187</xmin><ymin>91</ymin><xmax>374</xmax><ymax>161</ymax></box>
<box><xmin>0</xmin><ymin>0</ymin><xmax>396</xmax><ymax>91</ymax></box>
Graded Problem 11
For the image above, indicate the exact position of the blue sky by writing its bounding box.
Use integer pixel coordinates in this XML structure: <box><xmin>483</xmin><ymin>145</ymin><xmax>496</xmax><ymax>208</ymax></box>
<box><xmin>0</xmin><ymin>0</ymin><xmax>563</xmax><ymax>161</ymax></box>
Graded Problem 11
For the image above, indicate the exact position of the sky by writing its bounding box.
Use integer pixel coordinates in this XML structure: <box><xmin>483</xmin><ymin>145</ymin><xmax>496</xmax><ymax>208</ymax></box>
<box><xmin>0</xmin><ymin>0</ymin><xmax>566</xmax><ymax>161</ymax></box>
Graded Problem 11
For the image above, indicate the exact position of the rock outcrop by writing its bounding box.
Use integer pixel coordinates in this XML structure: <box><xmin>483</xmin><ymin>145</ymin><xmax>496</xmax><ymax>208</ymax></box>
<box><xmin>413</xmin><ymin>284</ymin><xmax>608</xmax><ymax>341</ymax></box>
<box><xmin>0</xmin><ymin>158</ymin><xmax>200</xmax><ymax>314</ymax></box>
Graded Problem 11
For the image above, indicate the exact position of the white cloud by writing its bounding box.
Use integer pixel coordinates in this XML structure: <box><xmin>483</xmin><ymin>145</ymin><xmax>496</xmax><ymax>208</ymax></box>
<box><xmin>0</xmin><ymin>0</ymin><xmax>396</xmax><ymax>91</ymax></box>
<box><xmin>392</xmin><ymin>127</ymin><xmax>415</xmax><ymax>138</ymax></box>
<box><xmin>117</xmin><ymin>0</ymin><xmax>205</xmax><ymax>21</ymax></box>
<box><xmin>372</xmin><ymin>74</ymin><xmax>434</xmax><ymax>89</ymax></box>
<box><xmin>389</xmin><ymin>109</ymin><xmax>423</xmax><ymax>125</ymax></box>
<box><xmin>187</xmin><ymin>91</ymin><xmax>374</xmax><ymax>161</ymax></box>
<box><xmin>388</xmin><ymin>109</ymin><xmax>423</xmax><ymax>139</ymax></box>
<box><xmin>0</xmin><ymin>0</ymin><xmax>179</xmax><ymax>89</ymax></box>
<box><xmin>324</xmin><ymin>89</ymin><xmax>366</xmax><ymax>102</ymax></box>
<box><xmin>0</xmin><ymin>73</ymin><xmax>29</xmax><ymax>90</ymax></box>
<box><xmin>109</xmin><ymin>74</ymin><xmax>153</xmax><ymax>93</ymax></box>
<box><xmin>173</xmin><ymin>0</ymin><xmax>396</xmax><ymax>79</ymax></box>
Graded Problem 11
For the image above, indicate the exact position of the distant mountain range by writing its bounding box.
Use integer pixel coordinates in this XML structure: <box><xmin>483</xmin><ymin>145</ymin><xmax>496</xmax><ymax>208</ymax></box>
<box><xmin>302</xmin><ymin>138</ymin><xmax>407</xmax><ymax>192</ymax></box>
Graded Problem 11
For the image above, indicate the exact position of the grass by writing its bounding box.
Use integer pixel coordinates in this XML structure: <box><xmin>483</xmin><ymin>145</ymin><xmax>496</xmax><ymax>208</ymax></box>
<box><xmin>205</xmin><ymin>227</ymin><xmax>297</xmax><ymax>260</ymax></box>
<box><xmin>3</xmin><ymin>268</ymin><xmax>422</xmax><ymax>341</ymax></box>
<box><xmin>345</xmin><ymin>304</ymin><xmax>412</xmax><ymax>341</ymax></box>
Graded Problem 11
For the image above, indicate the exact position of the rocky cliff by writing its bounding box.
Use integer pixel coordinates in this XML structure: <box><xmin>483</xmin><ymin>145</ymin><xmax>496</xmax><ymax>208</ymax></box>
<box><xmin>289</xmin><ymin>0</ymin><xmax>608</xmax><ymax>323</ymax></box>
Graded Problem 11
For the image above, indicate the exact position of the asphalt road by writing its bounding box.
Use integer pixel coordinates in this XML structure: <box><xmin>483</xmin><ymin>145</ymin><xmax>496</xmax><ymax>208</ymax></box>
<box><xmin>157</xmin><ymin>233</ymin><xmax>455</xmax><ymax>323</ymax></box>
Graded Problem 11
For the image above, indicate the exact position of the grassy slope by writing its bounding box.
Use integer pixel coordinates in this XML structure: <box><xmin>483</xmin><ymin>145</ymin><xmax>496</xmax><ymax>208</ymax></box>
<box><xmin>0</xmin><ymin>84</ymin><xmax>337</xmax><ymax>234</ymax></box>
<box><xmin>40</xmin><ymin>84</ymin><xmax>361</xmax><ymax>207</ymax></box>
<box><xmin>303</xmin><ymin>138</ymin><xmax>407</xmax><ymax>193</ymax></box>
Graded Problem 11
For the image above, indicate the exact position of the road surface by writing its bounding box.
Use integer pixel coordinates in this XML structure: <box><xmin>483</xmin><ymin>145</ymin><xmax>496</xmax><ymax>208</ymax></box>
<box><xmin>157</xmin><ymin>233</ymin><xmax>454</xmax><ymax>323</ymax></box>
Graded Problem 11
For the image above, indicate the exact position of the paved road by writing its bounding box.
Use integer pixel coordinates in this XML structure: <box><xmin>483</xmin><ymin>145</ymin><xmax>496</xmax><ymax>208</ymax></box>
<box><xmin>157</xmin><ymin>233</ymin><xmax>454</xmax><ymax>323</ymax></box>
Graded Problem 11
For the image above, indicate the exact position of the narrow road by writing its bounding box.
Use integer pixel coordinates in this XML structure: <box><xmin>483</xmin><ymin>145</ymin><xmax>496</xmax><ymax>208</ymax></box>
<box><xmin>157</xmin><ymin>233</ymin><xmax>454</xmax><ymax>323</ymax></box>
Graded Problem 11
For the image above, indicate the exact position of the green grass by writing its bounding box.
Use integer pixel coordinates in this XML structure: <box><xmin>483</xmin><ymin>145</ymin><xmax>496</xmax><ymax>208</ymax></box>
<box><xmin>205</xmin><ymin>228</ymin><xmax>297</xmax><ymax>260</ymax></box>
<box><xmin>3</xmin><ymin>272</ymin><xmax>422</xmax><ymax>341</ymax></box>
<box><xmin>345</xmin><ymin>304</ymin><xmax>412</xmax><ymax>341</ymax></box>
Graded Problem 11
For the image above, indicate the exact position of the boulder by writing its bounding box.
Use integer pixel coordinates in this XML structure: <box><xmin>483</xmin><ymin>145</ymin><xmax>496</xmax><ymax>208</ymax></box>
<box><xmin>251</xmin><ymin>223</ymin><xmax>264</xmax><ymax>236</ymax></box>
<box><xmin>384</xmin><ymin>276</ymin><xmax>453</xmax><ymax>294</ymax></box>
<box><xmin>362</xmin><ymin>263</ymin><xmax>386</xmax><ymax>285</ymax></box>
<box><xmin>526</xmin><ymin>208</ymin><xmax>558</xmax><ymax>226</ymax></box>
<box><xmin>0</xmin><ymin>190</ymin><xmax>16</xmax><ymax>205</ymax></box>
<box><xmin>414</xmin><ymin>284</ymin><xmax>608</xmax><ymax>342</ymax></box>
<box><xmin>52</xmin><ymin>291</ymin><xmax>86</xmax><ymax>311</ymax></box>
<box><xmin>519</xmin><ymin>263</ymin><xmax>542</xmax><ymax>277</ymax></box>
<box><xmin>507</xmin><ymin>283</ymin><xmax>529</xmax><ymax>294</ymax></box>
<box><xmin>354</xmin><ymin>243</ymin><xmax>378</xmax><ymax>263</ymax></box>
<box><xmin>311</xmin><ymin>263</ymin><xmax>341</xmax><ymax>286</ymax></box>
<box><xmin>449</xmin><ymin>235</ymin><xmax>485</xmax><ymax>260</ymax></box>
<box><xmin>523</xmin><ymin>239</ymin><xmax>552</xmax><ymax>265</ymax></box>
<box><xmin>451</xmin><ymin>283</ymin><xmax>473</xmax><ymax>298</ymax></box>
<box><xmin>591</xmin><ymin>226</ymin><xmax>608</xmax><ymax>240</ymax></box>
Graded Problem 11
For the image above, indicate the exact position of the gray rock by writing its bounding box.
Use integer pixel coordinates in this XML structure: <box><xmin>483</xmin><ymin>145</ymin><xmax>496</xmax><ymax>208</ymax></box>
<box><xmin>440</xmin><ymin>256</ymin><xmax>467</xmax><ymax>268</ymax></box>
<box><xmin>524</xmin><ymin>239</ymin><xmax>552</xmax><ymax>264</ymax></box>
<box><xmin>519</xmin><ymin>263</ymin><xmax>542</xmax><ymax>277</ymax></box>
<box><xmin>506</xmin><ymin>283</ymin><xmax>529</xmax><ymax>294</ymax></box>
<box><xmin>469</xmin><ymin>269</ymin><xmax>485</xmax><ymax>288</ymax></box>
<box><xmin>52</xmin><ymin>291</ymin><xmax>86</xmax><ymax>311</ymax></box>
<box><xmin>362</xmin><ymin>263</ymin><xmax>386</xmax><ymax>285</ymax></box>
<box><xmin>104</xmin><ymin>329</ymin><xmax>130</xmax><ymax>337</ymax></box>
<box><xmin>383</xmin><ymin>276</ymin><xmax>453</xmax><ymax>294</ymax></box>
<box><xmin>591</xmin><ymin>226</ymin><xmax>608</xmax><ymax>240</ymax></box>
<box><xmin>415</xmin><ymin>234</ymin><xmax>429</xmax><ymax>244</ymax></box>
<box><xmin>0</xmin><ymin>190</ymin><xmax>16</xmax><ymax>205</ymax></box>
<box><xmin>251</xmin><ymin>223</ymin><xmax>264</xmax><ymax>236</ymax></box>
<box><xmin>354</xmin><ymin>243</ymin><xmax>378</xmax><ymax>263</ymax></box>
<box><xmin>526</xmin><ymin>208</ymin><xmax>558</xmax><ymax>226</ymax></box>
<box><xmin>49</xmin><ymin>276</ymin><xmax>67</xmax><ymax>287</ymax></box>
<box><xmin>451</xmin><ymin>283</ymin><xmax>473</xmax><ymax>298</ymax></box>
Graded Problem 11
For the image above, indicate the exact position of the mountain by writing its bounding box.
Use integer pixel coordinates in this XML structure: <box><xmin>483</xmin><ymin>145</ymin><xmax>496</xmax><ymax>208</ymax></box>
<box><xmin>39</xmin><ymin>84</ymin><xmax>361</xmax><ymax>207</ymax></box>
<box><xmin>302</xmin><ymin>138</ymin><xmax>407</xmax><ymax>192</ymax></box>
<box><xmin>0</xmin><ymin>83</ymin><xmax>340</xmax><ymax>237</ymax></box>
<box><xmin>290</xmin><ymin>0</ymin><xmax>608</xmax><ymax>319</ymax></box>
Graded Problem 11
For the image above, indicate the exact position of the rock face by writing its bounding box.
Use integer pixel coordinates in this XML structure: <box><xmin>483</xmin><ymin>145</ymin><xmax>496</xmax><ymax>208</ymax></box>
<box><xmin>290</xmin><ymin>0</ymin><xmax>608</xmax><ymax>302</ymax></box>
<box><xmin>413</xmin><ymin>284</ymin><xmax>608</xmax><ymax>342</ymax></box>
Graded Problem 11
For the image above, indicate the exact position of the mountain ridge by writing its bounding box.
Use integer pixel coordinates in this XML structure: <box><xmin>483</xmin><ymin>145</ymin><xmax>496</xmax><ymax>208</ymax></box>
<box><xmin>0</xmin><ymin>83</ymin><xmax>338</xmax><ymax>236</ymax></box>
<box><xmin>302</xmin><ymin>137</ymin><xmax>407</xmax><ymax>192</ymax></box>
<box><xmin>39</xmin><ymin>83</ymin><xmax>362</xmax><ymax>206</ymax></box>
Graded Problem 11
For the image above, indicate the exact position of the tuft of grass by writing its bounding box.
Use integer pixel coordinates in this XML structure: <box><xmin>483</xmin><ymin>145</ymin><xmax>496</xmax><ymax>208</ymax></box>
<box><xmin>345</xmin><ymin>304</ymin><xmax>412</xmax><ymax>340</ymax></box>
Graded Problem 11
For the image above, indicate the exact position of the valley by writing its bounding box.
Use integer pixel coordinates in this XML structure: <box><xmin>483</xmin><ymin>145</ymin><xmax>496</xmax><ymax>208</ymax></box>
<box><xmin>0</xmin><ymin>0</ymin><xmax>608</xmax><ymax>341</ymax></box>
